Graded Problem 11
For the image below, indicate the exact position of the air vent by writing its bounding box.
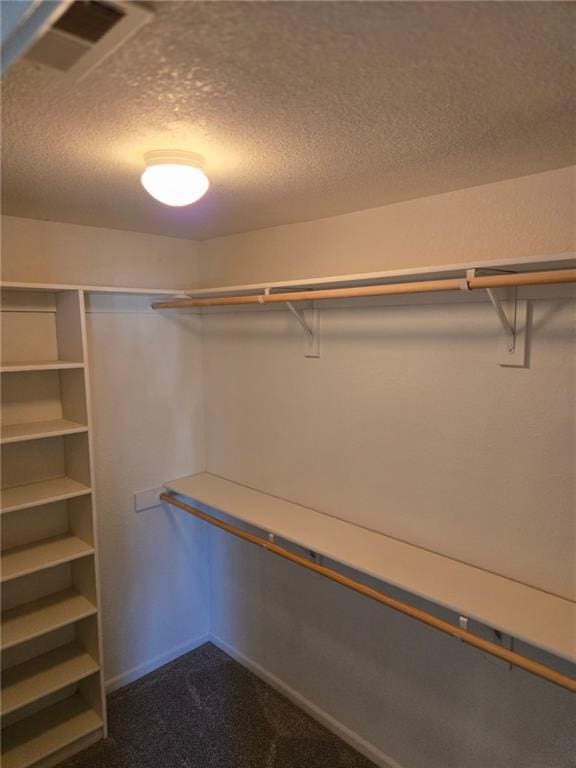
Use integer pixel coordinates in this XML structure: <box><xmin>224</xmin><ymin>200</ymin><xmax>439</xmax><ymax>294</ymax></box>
<box><xmin>25</xmin><ymin>1</ymin><xmax>152</xmax><ymax>79</ymax></box>
<box><xmin>54</xmin><ymin>2</ymin><xmax>125</xmax><ymax>44</ymax></box>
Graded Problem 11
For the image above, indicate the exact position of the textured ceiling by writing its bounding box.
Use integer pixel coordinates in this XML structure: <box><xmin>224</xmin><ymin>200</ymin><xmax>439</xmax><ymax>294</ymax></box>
<box><xmin>2</xmin><ymin>1</ymin><xmax>575</xmax><ymax>240</ymax></box>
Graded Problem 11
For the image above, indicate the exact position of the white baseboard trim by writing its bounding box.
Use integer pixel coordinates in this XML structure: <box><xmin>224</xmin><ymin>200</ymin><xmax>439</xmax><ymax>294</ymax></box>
<box><xmin>105</xmin><ymin>633</ymin><xmax>210</xmax><ymax>694</ymax></box>
<box><xmin>210</xmin><ymin>634</ymin><xmax>405</xmax><ymax>768</ymax></box>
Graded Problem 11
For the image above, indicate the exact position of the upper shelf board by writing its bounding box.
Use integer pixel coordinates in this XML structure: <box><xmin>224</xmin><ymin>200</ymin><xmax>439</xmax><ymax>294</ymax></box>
<box><xmin>0</xmin><ymin>281</ymin><xmax>189</xmax><ymax>296</ymax></box>
<box><xmin>1</xmin><ymin>252</ymin><xmax>575</xmax><ymax>300</ymax></box>
<box><xmin>164</xmin><ymin>472</ymin><xmax>576</xmax><ymax>663</ymax></box>
<box><xmin>181</xmin><ymin>252</ymin><xmax>576</xmax><ymax>298</ymax></box>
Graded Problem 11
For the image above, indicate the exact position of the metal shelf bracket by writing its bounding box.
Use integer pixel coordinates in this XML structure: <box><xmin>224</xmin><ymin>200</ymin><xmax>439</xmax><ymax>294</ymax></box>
<box><xmin>486</xmin><ymin>286</ymin><xmax>517</xmax><ymax>352</ymax></box>
<box><xmin>286</xmin><ymin>302</ymin><xmax>320</xmax><ymax>358</ymax></box>
<box><xmin>286</xmin><ymin>301</ymin><xmax>313</xmax><ymax>342</ymax></box>
<box><xmin>466</xmin><ymin>269</ymin><xmax>529</xmax><ymax>367</ymax></box>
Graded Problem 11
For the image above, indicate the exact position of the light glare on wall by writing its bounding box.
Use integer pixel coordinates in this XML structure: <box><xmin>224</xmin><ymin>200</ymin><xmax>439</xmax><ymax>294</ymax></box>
<box><xmin>141</xmin><ymin>150</ymin><xmax>209</xmax><ymax>207</ymax></box>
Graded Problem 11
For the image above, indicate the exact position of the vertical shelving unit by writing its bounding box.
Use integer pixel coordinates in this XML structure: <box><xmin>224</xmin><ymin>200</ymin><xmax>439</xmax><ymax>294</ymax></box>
<box><xmin>1</xmin><ymin>288</ymin><xmax>106</xmax><ymax>768</ymax></box>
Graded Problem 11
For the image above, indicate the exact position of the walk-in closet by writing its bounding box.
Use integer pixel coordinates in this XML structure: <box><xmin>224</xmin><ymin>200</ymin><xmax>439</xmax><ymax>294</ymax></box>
<box><xmin>1</xmin><ymin>2</ymin><xmax>574</xmax><ymax>767</ymax></box>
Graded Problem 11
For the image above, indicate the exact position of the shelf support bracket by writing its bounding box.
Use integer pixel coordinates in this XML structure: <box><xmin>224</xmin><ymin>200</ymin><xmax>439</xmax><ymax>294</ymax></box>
<box><xmin>286</xmin><ymin>301</ymin><xmax>313</xmax><ymax>342</ymax></box>
<box><xmin>286</xmin><ymin>302</ymin><xmax>320</xmax><ymax>358</ymax></box>
<box><xmin>485</xmin><ymin>286</ymin><xmax>517</xmax><ymax>352</ymax></box>
<box><xmin>466</xmin><ymin>269</ymin><xmax>529</xmax><ymax>367</ymax></box>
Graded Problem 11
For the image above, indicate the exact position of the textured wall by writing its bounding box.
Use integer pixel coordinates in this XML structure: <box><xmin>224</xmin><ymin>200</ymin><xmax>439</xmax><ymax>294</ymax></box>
<box><xmin>1</xmin><ymin>216</ymin><xmax>198</xmax><ymax>289</ymax></box>
<box><xmin>210</xmin><ymin>531</ymin><xmax>575</xmax><ymax>768</ymax></box>
<box><xmin>198</xmin><ymin>166</ymin><xmax>576</xmax><ymax>286</ymax></box>
<box><xmin>201</xmin><ymin>169</ymin><xmax>575</xmax><ymax>767</ymax></box>
<box><xmin>204</xmin><ymin>296</ymin><xmax>575</xmax><ymax>768</ymax></box>
<box><xmin>87</xmin><ymin>305</ymin><xmax>208</xmax><ymax>689</ymax></box>
<box><xmin>203</xmin><ymin>299</ymin><xmax>575</xmax><ymax>600</ymax></box>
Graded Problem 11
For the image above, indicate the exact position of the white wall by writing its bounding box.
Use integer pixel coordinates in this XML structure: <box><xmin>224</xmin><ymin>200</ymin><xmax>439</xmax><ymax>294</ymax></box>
<box><xmin>200</xmin><ymin>168</ymin><xmax>576</xmax><ymax>768</ymax></box>
<box><xmin>198</xmin><ymin>165</ymin><xmax>575</xmax><ymax>286</ymax></box>
<box><xmin>203</xmin><ymin>296</ymin><xmax>575</xmax><ymax>768</ymax></box>
<box><xmin>87</xmin><ymin>301</ymin><xmax>208</xmax><ymax>689</ymax></box>
<box><xmin>1</xmin><ymin>215</ymin><xmax>198</xmax><ymax>289</ymax></box>
<box><xmin>210</xmin><ymin>531</ymin><xmax>575</xmax><ymax>768</ymax></box>
<box><xmin>203</xmin><ymin>298</ymin><xmax>575</xmax><ymax>600</ymax></box>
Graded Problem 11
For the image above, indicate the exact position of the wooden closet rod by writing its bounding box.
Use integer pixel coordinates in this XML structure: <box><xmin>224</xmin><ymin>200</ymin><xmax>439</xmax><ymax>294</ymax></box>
<box><xmin>152</xmin><ymin>268</ymin><xmax>576</xmax><ymax>310</ymax></box>
<box><xmin>160</xmin><ymin>492</ymin><xmax>576</xmax><ymax>693</ymax></box>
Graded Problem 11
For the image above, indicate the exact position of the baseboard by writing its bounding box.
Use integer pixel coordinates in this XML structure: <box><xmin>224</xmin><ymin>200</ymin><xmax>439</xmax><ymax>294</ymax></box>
<box><xmin>105</xmin><ymin>633</ymin><xmax>210</xmax><ymax>694</ymax></box>
<box><xmin>104</xmin><ymin>631</ymin><xmax>405</xmax><ymax>767</ymax></box>
<box><xmin>210</xmin><ymin>634</ymin><xmax>405</xmax><ymax>768</ymax></box>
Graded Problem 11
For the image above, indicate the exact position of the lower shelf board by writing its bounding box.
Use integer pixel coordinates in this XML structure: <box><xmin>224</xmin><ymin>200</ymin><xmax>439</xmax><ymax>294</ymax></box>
<box><xmin>1</xmin><ymin>644</ymin><xmax>100</xmax><ymax>717</ymax></box>
<box><xmin>1</xmin><ymin>695</ymin><xmax>102</xmax><ymax>768</ymax></box>
<box><xmin>0</xmin><ymin>419</ymin><xmax>89</xmax><ymax>445</ymax></box>
<box><xmin>1</xmin><ymin>535</ymin><xmax>94</xmax><ymax>583</ymax></box>
<box><xmin>1</xmin><ymin>590</ymin><xmax>97</xmax><ymax>652</ymax></box>
<box><xmin>164</xmin><ymin>472</ymin><xmax>576</xmax><ymax>663</ymax></box>
<box><xmin>0</xmin><ymin>361</ymin><xmax>85</xmax><ymax>374</ymax></box>
<box><xmin>0</xmin><ymin>477</ymin><xmax>91</xmax><ymax>515</ymax></box>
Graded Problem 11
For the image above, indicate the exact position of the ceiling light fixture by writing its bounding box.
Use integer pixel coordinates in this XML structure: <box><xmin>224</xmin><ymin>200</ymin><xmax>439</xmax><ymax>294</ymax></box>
<box><xmin>141</xmin><ymin>150</ymin><xmax>209</xmax><ymax>207</ymax></box>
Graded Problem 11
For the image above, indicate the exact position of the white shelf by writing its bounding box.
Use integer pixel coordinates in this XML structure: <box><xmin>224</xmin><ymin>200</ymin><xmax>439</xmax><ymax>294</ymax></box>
<box><xmin>1</xmin><ymin>644</ymin><xmax>99</xmax><ymax>716</ymax></box>
<box><xmin>182</xmin><ymin>252</ymin><xmax>576</xmax><ymax>297</ymax></box>
<box><xmin>0</xmin><ymin>280</ymin><xmax>107</xmax><ymax>758</ymax></box>
<box><xmin>164</xmin><ymin>472</ymin><xmax>576</xmax><ymax>663</ymax></box>
<box><xmin>1</xmin><ymin>281</ymin><xmax>188</xmax><ymax>296</ymax></box>
<box><xmin>1</xmin><ymin>419</ymin><xmax>88</xmax><ymax>445</ymax></box>
<box><xmin>1</xmin><ymin>589</ymin><xmax>97</xmax><ymax>651</ymax></box>
<box><xmin>1</xmin><ymin>534</ymin><xmax>94</xmax><ymax>583</ymax></box>
<box><xmin>0</xmin><ymin>361</ymin><xmax>84</xmax><ymax>373</ymax></box>
<box><xmin>1</xmin><ymin>477</ymin><xmax>91</xmax><ymax>514</ymax></box>
<box><xmin>1</xmin><ymin>694</ymin><xmax>102</xmax><ymax>768</ymax></box>
<box><xmin>2</xmin><ymin>253</ymin><xmax>574</xmax><ymax>300</ymax></box>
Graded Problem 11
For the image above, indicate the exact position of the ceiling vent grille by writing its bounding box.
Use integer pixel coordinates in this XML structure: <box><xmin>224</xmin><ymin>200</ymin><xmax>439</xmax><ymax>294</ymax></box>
<box><xmin>25</xmin><ymin>1</ymin><xmax>152</xmax><ymax>79</ymax></box>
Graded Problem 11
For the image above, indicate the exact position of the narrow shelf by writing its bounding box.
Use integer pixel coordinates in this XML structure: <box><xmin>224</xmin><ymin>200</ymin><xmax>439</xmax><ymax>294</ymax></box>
<box><xmin>1</xmin><ymin>477</ymin><xmax>91</xmax><ymax>514</ymax></box>
<box><xmin>1</xmin><ymin>280</ymin><xmax>188</xmax><ymax>295</ymax></box>
<box><xmin>0</xmin><ymin>361</ymin><xmax>84</xmax><ymax>373</ymax></box>
<box><xmin>164</xmin><ymin>472</ymin><xmax>576</xmax><ymax>663</ymax></box>
<box><xmin>1</xmin><ymin>644</ymin><xmax>99</xmax><ymax>716</ymax></box>
<box><xmin>1</xmin><ymin>694</ymin><xmax>102</xmax><ymax>768</ymax></box>
<box><xmin>1</xmin><ymin>589</ymin><xmax>97</xmax><ymax>651</ymax></box>
<box><xmin>1</xmin><ymin>419</ymin><xmax>88</xmax><ymax>445</ymax></box>
<box><xmin>1</xmin><ymin>535</ymin><xmax>94</xmax><ymax>583</ymax></box>
<box><xmin>182</xmin><ymin>252</ymin><xmax>576</xmax><ymax>297</ymax></box>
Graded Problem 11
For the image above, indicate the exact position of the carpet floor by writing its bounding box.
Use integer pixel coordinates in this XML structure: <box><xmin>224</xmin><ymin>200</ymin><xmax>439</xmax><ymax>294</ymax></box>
<box><xmin>60</xmin><ymin>642</ymin><xmax>377</xmax><ymax>768</ymax></box>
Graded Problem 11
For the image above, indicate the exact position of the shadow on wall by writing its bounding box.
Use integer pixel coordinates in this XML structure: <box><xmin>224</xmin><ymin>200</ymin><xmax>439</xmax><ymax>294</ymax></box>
<box><xmin>209</xmin><ymin>528</ymin><xmax>576</xmax><ymax>768</ymax></box>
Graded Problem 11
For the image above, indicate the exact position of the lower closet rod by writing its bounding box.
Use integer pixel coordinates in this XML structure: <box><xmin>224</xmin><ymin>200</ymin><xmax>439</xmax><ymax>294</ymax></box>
<box><xmin>160</xmin><ymin>492</ymin><xmax>575</xmax><ymax>693</ymax></box>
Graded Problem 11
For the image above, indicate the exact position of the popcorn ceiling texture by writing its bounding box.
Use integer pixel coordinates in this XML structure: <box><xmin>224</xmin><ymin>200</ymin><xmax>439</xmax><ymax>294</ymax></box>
<box><xmin>1</xmin><ymin>1</ymin><xmax>575</xmax><ymax>240</ymax></box>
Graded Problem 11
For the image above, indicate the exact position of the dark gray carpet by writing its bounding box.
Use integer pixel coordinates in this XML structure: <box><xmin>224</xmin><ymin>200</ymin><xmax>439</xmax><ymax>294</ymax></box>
<box><xmin>61</xmin><ymin>642</ymin><xmax>377</xmax><ymax>768</ymax></box>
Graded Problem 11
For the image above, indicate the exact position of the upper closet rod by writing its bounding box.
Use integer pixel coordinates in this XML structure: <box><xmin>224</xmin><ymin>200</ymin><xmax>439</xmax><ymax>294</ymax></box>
<box><xmin>151</xmin><ymin>268</ymin><xmax>576</xmax><ymax>310</ymax></box>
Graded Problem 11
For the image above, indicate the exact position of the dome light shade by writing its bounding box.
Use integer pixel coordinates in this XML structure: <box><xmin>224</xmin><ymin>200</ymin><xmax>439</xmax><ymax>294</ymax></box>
<box><xmin>141</xmin><ymin>150</ymin><xmax>209</xmax><ymax>207</ymax></box>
